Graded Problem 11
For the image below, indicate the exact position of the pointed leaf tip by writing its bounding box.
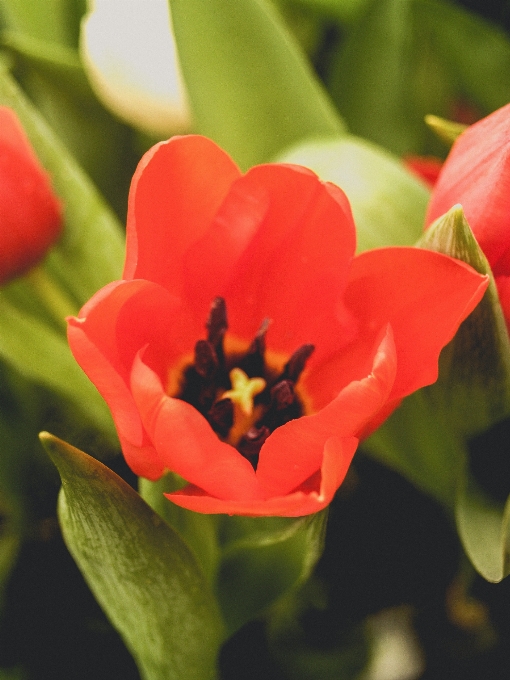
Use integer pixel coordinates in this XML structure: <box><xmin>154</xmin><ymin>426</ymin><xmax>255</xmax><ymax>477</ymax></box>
<box><xmin>39</xmin><ymin>432</ymin><xmax>224</xmax><ymax>680</ymax></box>
<box><xmin>418</xmin><ymin>208</ymin><xmax>510</xmax><ymax>433</ymax></box>
<box><xmin>425</xmin><ymin>115</ymin><xmax>468</xmax><ymax>147</ymax></box>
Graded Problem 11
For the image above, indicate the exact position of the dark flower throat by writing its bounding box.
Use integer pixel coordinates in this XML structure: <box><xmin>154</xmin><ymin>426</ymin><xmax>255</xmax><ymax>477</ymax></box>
<box><xmin>177</xmin><ymin>297</ymin><xmax>314</xmax><ymax>469</ymax></box>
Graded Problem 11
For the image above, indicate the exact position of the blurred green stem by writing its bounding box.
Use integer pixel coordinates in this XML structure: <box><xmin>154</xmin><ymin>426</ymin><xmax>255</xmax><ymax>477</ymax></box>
<box><xmin>26</xmin><ymin>266</ymin><xmax>78</xmax><ymax>330</ymax></box>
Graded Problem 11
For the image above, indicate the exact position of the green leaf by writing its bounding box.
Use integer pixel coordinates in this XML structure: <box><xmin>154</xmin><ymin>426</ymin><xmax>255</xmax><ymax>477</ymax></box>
<box><xmin>0</xmin><ymin>64</ymin><xmax>126</xmax><ymax>439</ymax></box>
<box><xmin>329</xmin><ymin>0</ymin><xmax>451</xmax><ymax>156</ymax></box>
<box><xmin>425</xmin><ymin>114</ymin><xmax>467</xmax><ymax>147</ymax></box>
<box><xmin>168</xmin><ymin>0</ymin><xmax>344</xmax><ymax>169</ymax></box>
<box><xmin>328</xmin><ymin>0</ymin><xmax>510</xmax><ymax>156</ymax></box>
<box><xmin>423</xmin><ymin>0</ymin><xmax>510</xmax><ymax>115</ymax></box>
<box><xmin>139</xmin><ymin>474</ymin><xmax>221</xmax><ymax>585</ymax></box>
<box><xmin>0</xmin><ymin>0</ymin><xmax>85</xmax><ymax>48</ymax></box>
<box><xmin>456</xmin><ymin>465</ymin><xmax>510</xmax><ymax>583</ymax></box>
<box><xmin>0</xmin><ymin>62</ymin><xmax>125</xmax><ymax>304</ymax></box>
<box><xmin>418</xmin><ymin>206</ymin><xmax>510</xmax><ymax>435</ymax></box>
<box><xmin>216</xmin><ymin>511</ymin><xmax>328</xmax><ymax>634</ymax></box>
<box><xmin>1</xmin><ymin>30</ymin><xmax>137</xmax><ymax>218</ymax></box>
<box><xmin>0</xmin><ymin>298</ymin><xmax>116</xmax><ymax>441</ymax></box>
<box><xmin>279</xmin><ymin>0</ymin><xmax>372</xmax><ymax>24</ymax></box>
<box><xmin>41</xmin><ymin>433</ymin><xmax>225</xmax><ymax>680</ymax></box>
<box><xmin>364</xmin><ymin>387</ymin><xmax>465</xmax><ymax>508</ymax></box>
<box><xmin>276</xmin><ymin>135</ymin><xmax>429</xmax><ymax>251</ymax></box>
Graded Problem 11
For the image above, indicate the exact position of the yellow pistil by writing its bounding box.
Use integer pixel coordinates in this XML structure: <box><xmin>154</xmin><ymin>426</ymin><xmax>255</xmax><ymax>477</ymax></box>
<box><xmin>222</xmin><ymin>368</ymin><xmax>266</xmax><ymax>445</ymax></box>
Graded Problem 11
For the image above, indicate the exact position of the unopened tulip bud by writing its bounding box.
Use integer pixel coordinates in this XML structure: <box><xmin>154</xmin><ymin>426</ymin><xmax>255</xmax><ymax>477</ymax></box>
<box><xmin>0</xmin><ymin>107</ymin><xmax>62</xmax><ymax>284</ymax></box>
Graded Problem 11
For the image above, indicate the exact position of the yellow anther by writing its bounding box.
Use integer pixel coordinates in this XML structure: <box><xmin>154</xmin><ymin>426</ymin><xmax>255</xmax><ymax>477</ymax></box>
<box><xmin>223</xmin><ymin>368</ymin><xmax>266</xmax><ymax>416</ymax></box>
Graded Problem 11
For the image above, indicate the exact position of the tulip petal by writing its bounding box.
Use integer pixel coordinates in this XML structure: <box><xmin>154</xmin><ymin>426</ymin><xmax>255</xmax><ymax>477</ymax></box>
<box><xmin>165</xmin><ymin>436</ymin><xmax>359</xmax><ymax>516</ymax></box>
<box><xmin>325</xmin><ymin>248</ymin><xmax>488</xmax><ymax>406</ymax></box>
<box><xmin>426</xmin><ymin>103</ymin><xmax>510</xmax><ymax>275</ymax></box>
<box><xmin>213</xmin><ymin>165</ymin><xmax>357</xmax><ymax>355</ymax></box>
<box><xmin>0</xmin><ymin>107</ymin><xmax>61</xmax><ymax>283</ymax></box>
<box><xmin>130</xmin><ymin>352</ymin><xmax>261</xmax><ymax>501</ymax></box>
<box><xmin>124</xmin><ymin>135</ymin><xmax>241</xmax><ymax>292</ymax></box>
<box><xmin>68</xmin><ymin>279</ymin><xmax>199</xmax><ymax>478</ymax></box>
<box><xmin>257</xmin><ymin>326</ymin><xmax>396</xmax><ymax>497</ymax></box>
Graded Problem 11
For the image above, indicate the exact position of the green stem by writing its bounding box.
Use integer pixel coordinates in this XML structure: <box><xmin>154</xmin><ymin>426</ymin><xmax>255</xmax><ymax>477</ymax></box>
<box><xmin>25</xmin><ymin>266</ymin><xmax>78</xmax><ymax>330</ymax></box>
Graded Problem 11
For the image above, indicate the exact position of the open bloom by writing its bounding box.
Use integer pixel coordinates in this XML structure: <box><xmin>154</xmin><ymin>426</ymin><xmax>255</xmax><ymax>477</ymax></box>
<box><xmin>426</xmin><ymin>103</ymin><xmax>510</xmax><ymax>328</ymax></box>
<box><xmin>0</xmin><ymin>107</ymin><xmax>62</xmax><ymax>284</ymax></box>
<box><xmin>68</xmin><ymin>135</ymin><xmax>487</xmax><ymax>516</ymax></box>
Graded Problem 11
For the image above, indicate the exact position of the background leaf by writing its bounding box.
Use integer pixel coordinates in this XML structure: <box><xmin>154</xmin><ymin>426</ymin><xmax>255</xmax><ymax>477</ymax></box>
<box><xmin>276</xmin><ymin>135</ymin><xmax>429</xmax><ymax>251</ymax></box>
<box><xmin>328</xmin><ymin>0</ymin><xmax>510</xmax><ymax>156</ymax></box>
<box><xmin>168</xmin><ymin>0</ymin><xmax>345</xmax><ymax>169</ymax></box>
<box><xmin>41</xmin><ymin>433</ymin><xmax>225</xmax><ymax>680</ymax></box>
<box><xmin>455</xmin><ymin>465</ymin><xmax>510</xmax><ymax>583</ymax></box>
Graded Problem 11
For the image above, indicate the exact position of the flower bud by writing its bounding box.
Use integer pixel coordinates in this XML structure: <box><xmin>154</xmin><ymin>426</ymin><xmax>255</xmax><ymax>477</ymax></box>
<box><xmin>80</xmin><ymin>0</ymin><xmax>191</xmax><ymax>136</ymax></box>
<box><xmin>0</xmin><ymin>107</ymin><xmax>62</xmax><ymax>284</ymax></box>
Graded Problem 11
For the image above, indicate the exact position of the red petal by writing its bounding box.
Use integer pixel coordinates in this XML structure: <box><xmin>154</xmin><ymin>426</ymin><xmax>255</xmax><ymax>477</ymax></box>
<box><xmin>256</xmin><ymin>327</ymin><xmax>396</xmax><ymax>497</ymax></box>
<box><xmin>0</xmin><ymin>107</ymin><xmax>61</xmax><ymax>283</ymax></box>
<box><xmin>404</xmin><ymin>155</ymin><xmax>442</xmax><ymax>187</ymax></box>
<box><xmin>124</xmin><ymin>135</ymin><xmax>241</xmax><ymax>291</ymax></box>
<box><xmin>130</xmin><ymin>352</ymin><xmax>261</xmax><ymax>501</ymax></box>
<box><xmin>165</xmin><ymin>436</ymin><xmax>358</xmax><ymax>516</ymax></box>
<box><xmin>182</xmin><ymin>164</ymin><xmax>357</xmax><ymax>357</ymax></box>
<box><xmin>67</xmin><ymin>279</ymin><xmax>198</xmax><ymax>479</ymax></box>
<box><xmin>426</xmin><ymin>104</ymin><xmax>510</xmax><ymax>275</ymax></box>
<box><xmin>322</xmin><ymin>248</ymin><xmax>488</xmax><ymax>406</ymax></box>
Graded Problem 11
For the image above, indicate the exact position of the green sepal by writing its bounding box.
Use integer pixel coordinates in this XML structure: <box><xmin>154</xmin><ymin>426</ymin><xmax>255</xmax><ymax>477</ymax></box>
<box><xmin>425</xmin><ymin>114</ymin><xmax>467</xmax><ymax>147</ymax></box>
<box><xmin>40</xmin><ymin>433</ymin><xmax>225</xmax><ymax>680</ymax></box>
<box><xmin>276</xmin><ymin>135</ymin><xmax>429</xmax><ymax>252</ymax></box>
<box><xmin>456</xmin><ymin>459</ymin><xmax>510</xmax><ymax>584</ymax></box>
<box><xmin>168</xmin><ymin>0</ymin><xmax>344</xmax><ymax>170</ymax></box>
<box><xmin>141</xmin><ymin>474</ymin><xmax>329</xmax><ymax>637</ymax></box>
<box><xmin>216</xmin><ymin>511</ymin><xmax>328</xmax><ymax>635</ymax></box>
<box><xmin>139</xmin><ymin>474</ymin><xmax>221</xmax><ymax>585</ymax></box>
<box><xmin>418</xmin><ymin>205</ymin><xmax>510</xmax><ymax>435</ymax></box>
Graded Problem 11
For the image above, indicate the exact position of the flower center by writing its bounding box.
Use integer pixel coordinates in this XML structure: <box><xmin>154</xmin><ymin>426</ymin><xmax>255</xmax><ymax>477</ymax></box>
<box><xmin>176</xmin><ymin>297</ymin><xmax>314</xmax><ymax>469</ymax></box>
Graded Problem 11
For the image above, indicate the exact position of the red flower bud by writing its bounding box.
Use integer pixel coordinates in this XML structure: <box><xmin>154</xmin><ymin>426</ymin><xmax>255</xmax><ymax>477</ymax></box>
<box><xmin>0</xmin><ymin>107</ymin><xmax>62</xmax><ymax>284</ymax></box>
<box><xmin>426</xmin><ymin>104</ymin><xmax>510</xmax><ymax>328</ymax></box>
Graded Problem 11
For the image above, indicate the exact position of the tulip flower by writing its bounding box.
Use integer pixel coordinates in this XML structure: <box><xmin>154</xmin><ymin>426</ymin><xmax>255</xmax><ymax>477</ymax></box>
<box><xmin>68</xmin><ymin>135</ymin><xmax>487</xmax><ymax>516</ymax></box>
<box><xmin>80</xmin><ymin>0</ymin><xmax>191</xmax><ymax>136</ymax></box>
<box><xmin>426</xmin><ymin>103</ymin><xmax>510</xmax><ymax>328</ymax></box>
<box><xmin>0</xmin><ymin>107</ymin><xmax>62</xmax><ymax>284</ymax></box>
<box><xmin>404</xmin><ymin>155</ymin><xmax>443</xmax><ymax>188</ymax></box>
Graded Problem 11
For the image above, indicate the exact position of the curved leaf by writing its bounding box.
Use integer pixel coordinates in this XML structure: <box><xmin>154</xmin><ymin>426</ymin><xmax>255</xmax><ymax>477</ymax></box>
<box><xmin>277</xmin><ymin>135</ymin><xmax>429</xmax><ymax>251</ymax></box>
<box><xmin>168</xmin><ymin>0</ymin><xmax>344</xmax><ymax>169</ymax></box>
<box><xmin>41</xmin><ymin>433</ymin><xmax>224</xmax><ymax>680</ymax></box>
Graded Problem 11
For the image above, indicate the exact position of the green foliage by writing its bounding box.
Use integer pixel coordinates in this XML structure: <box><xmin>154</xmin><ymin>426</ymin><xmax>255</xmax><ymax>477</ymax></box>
<box><xmin>168</xmin><ymin>0</ymin><xmax>345</xmax><ymax>170</ymax></box>
<box><xmin>367</xmin><ymin>207</ymin><xmax>510</xmax><ymax>582</ymax></box>
<box><xmin>41</xmin><ymin>433</ymin><xmax>225</xmax><ymax>680</ymax></box>
<box><xmin>328</xmin><ymin>0</ymin><xmax>510</xmax><ymax>156</ymax></box>
<box><xmin>140</xmin><ymin>475</ymin><xmax>329</xmax><ymax>636</ymax></box>
<box><xmin>277</xmin><ymin>134</ymin><xmax>429</xmax><ymax>251</ymax></box>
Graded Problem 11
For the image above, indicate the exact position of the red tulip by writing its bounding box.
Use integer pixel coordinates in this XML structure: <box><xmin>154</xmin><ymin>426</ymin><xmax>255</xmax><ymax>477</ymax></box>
<box><xmin>426</xmin><ymin>104</ymin><xmax>510</xmax><ymax>327</ymax></box>
<box><xmin>404</xmin><ymin>155</ymin><xmax>443</xmax><ymax>188</ymax></box>
<box><xmin>0</xmin><ymin>107</ymin><xmax>62</xmax><ymax>284</ymax></box>
<box><xmin>68</xmin><ymin>135</ymin><xmax>487</xmax><ymax>516</ymax></box>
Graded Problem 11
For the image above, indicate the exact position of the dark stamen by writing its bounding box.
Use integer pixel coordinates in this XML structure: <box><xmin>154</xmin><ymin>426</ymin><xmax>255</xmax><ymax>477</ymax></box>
<box><xmin>194</xmin><ymin>340</ymin><xmax>218</xmax><ymax>379</ymax></box>
<box><xmin>208</xmin><ymin>398</ymin><xmax>234</xmax><ymax>438</ymax></box>
<box><xmin>238</xmin><ymin>426</ymin><xmax>270</xmax><ymax>468</ymax></box>
<box><xmin>271</xmin><ymin>380</ymin><xmax>295</xmax><ymax>410</ymax></box>
<box><xmin>238</xmin><ymin>318</ymin><xmax>271</xmax><ymax>377</ymax></box>
<box><xmin>281</xmin><ymin>344</ymin><xmax>315</xmax><ymax>382</ymax></box>
<box><xmin>206</xmin><ymin>297</ymin><xmax>228</xmax><ymax>350</ymax></box>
